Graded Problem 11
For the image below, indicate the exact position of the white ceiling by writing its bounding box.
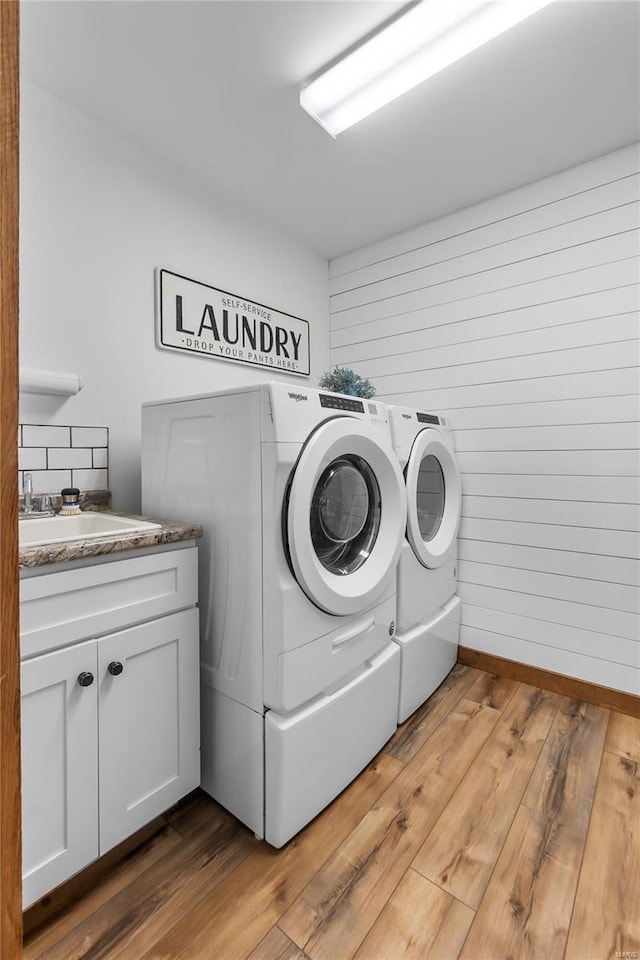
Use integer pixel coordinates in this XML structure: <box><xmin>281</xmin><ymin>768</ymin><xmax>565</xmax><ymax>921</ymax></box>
<box><xmin>20</xmin><ymin>0</ymin><xmax>640</xmax><ymax>260</ymax></box>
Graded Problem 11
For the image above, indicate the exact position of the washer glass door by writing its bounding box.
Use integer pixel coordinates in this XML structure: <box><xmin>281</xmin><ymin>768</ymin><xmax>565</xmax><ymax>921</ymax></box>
<box><xmin>286</xmin><ymin>417</ymin><xmax>405</xmax><ymax>616</ymax></box>
<box><xmin>405</xmin><ymin>429</ymin><xmax>461</xmax><ymax>569</ymax></box>
<box><xmin>310</xmin><ymin>455</ymin><xmax>381</xmax><ymax>575</ymax></box>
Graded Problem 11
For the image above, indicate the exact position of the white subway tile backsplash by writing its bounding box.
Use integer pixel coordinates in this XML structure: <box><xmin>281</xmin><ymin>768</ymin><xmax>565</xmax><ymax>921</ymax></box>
<box><xmin>22</xmin><ymin>425</ymin><xmax>71</xmax><ymax>448</ymax></box>
<box><xmin>27</xmin><ymin>470</ymin><xmax>72</xmax><ymax>494</ymax></box>
<box><xmin>48</xmin><ymin>448</ymin><xmax>92</xmax><ymax>470</ymax></box>
<box><xmin>72</xmin><ymin>469</ymin><xmax>108</xmax><ymax>491</ymax></box>
<box><xmin>18</xmin><ymin>423</ymin><xmax>109</xmax><ymax>494</ymax></box>
<box><xmin>18</xmin><ymin>447</ymin><xmax>46</xmax><ymax>471</ymax></box>
<box><xmin>72</xmin><ymin>426</ymin><xmax>108</xmax><ymax>447</ymax></box>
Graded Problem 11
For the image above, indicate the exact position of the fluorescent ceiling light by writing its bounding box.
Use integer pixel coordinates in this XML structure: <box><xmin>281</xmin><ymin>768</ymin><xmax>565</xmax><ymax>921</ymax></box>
<box><xmin>300</xmin><ymin>0</ymin><xmax>555</xmax><ymax>136</ymax></box>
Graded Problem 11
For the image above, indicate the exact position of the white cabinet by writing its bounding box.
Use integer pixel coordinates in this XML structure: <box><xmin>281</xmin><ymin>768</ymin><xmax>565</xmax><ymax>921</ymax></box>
<box><xmin>20</xmin><ymin>546</ymin><xmax>200</xmax><ymax>909</ymax></box>
<box><xmin>21</xmin><ymin>640</ymin><xmax>99</xmax><ymax>904</ymax></box>
<box><xmin>97</xmin><ymin>610</ymin><xmax>199</xmax><ymax>853</ymax></box>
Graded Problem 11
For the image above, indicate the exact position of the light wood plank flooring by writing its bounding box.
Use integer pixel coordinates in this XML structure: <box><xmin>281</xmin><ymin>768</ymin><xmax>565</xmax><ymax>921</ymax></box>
<box><xmin>23</xmin><ymin>664</ymin><xmax>640</xmax><ymax>960</ymax></box>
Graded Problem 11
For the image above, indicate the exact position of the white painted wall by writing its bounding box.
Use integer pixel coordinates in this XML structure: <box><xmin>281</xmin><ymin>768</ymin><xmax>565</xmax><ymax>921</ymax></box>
<box><xmin>19</xmin><ymin>83</ymin><xmax>329</xmax><ymax>510</ymax></box>
<box><xmin>330</xmin><ymin>144</ymin><xmax>640</xmax><ymax>696</ymax></box>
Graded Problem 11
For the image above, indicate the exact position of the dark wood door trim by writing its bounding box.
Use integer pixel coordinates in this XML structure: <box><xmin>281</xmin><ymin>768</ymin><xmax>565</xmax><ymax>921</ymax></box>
<box><xmin>1</xmin><ymin>0</ymin><xmax>22</xmax><ymax>954</ymax></box>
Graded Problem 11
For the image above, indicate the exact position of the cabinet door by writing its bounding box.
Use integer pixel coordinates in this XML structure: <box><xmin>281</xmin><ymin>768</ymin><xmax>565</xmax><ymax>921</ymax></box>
<box><xmin>98</xmin><ymin>608</ymin><xmax>200</xmax><ymax>853</ymax></box>
<box><xmin>21</xmin><ymin>640</ymin><xmax>99</xmax><ymax>908</ymax></box>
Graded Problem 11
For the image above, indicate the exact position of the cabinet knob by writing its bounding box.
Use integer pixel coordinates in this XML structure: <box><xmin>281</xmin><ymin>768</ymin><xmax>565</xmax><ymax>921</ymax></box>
<box><xmin>77</xmin><ymin>671</ymin><xmax>94</xmax><ymax>687</ymax></box>
<box><xmin>108</xmin><ymin>661</ymin><xmax>124</xmax><ymax>676</ymax></box>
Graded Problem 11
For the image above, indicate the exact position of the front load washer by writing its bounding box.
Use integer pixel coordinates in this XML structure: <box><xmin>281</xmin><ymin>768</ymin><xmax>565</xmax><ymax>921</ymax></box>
<box><xmin>387</xmin><ymin>405</ymin><xmax>462</xmax><ymax>722</ymax></box>
<box><xmin>142</xmin><ymin>382</ymin><xmax>406</xmax><ymax>846</ymax></box>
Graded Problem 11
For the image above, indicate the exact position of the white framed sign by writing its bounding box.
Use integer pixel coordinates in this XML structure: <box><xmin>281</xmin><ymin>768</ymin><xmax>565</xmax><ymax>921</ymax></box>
<box><xmin>155</xmin><ymin>268</ymin><xmax>310</xmax><ymax>377</ymax></box>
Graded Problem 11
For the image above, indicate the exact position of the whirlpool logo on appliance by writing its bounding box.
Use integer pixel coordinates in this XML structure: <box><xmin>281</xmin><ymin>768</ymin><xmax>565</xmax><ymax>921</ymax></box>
<box><xmin>155</xmin><ymin>268</ymin><xmax>310</xmax><ymax>376</ymax></box>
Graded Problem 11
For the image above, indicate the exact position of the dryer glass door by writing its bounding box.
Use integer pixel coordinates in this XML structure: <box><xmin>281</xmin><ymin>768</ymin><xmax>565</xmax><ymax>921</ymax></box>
<box><xmin>405</xmin><ymin>429</ymin><xmax>461</xmax><ymax>569</ymax></box>
<box><xmin>286</xmin><ymin>417</ymin><xmax>405</xmax><ymax>616</ymax></box>
<box><xmin>416</xmin><ymin>454</ymin><xmax>445</xmax><ymax>541</ymax></box>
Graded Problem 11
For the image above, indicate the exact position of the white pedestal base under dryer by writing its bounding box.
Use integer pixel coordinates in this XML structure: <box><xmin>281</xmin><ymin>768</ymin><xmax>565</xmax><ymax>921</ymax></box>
<box><xmin>395</xmin><ymin>596</ymin><xmax>460</xmax><ymax>722</ymax></box>
<box><xmin>396</xmin><ymin>539</ymin><xmax>457</xmax><ymax>635</ymax></box>
<box><xmin>142</xmin><ymin>382</ymin><xmax>406</xmax><ymax>846</ymax></box>
<box><xmin>388</xmin><ymin>406</ymin><xmax>462</xmax><ymax>723</ymax></box>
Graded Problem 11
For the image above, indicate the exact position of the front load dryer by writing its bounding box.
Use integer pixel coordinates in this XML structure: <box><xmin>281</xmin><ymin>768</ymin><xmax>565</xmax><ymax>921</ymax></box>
<box><xmin>142</xmin><ymin>382</ymin><xmax>406</xmax><ymax>846</ymax></box>
<box><xmin>387</xmin><ymin>405</ymin><xmax>462</xmax><ymax>722</ymax></box>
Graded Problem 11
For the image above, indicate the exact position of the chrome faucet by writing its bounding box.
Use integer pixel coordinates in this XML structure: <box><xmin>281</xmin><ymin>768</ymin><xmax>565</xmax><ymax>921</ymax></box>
<box><xmin>24</xmin><ymin>472</ymin><xmax>33</xmax><ymax>513</ymax></box>
<box><xmin>19</xmin><ymin>473</ymin><xmax>55</xmax><ymax>519</ymax></box>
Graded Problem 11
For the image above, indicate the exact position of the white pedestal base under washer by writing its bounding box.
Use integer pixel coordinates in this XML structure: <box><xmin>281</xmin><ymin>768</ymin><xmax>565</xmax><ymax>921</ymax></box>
<box><xmin>142</xmin><ymin>382</ymin><xmax>406</xmax><ymax>847</ymax></box>
<box><xmin>388</xmin><ymin>405</ymin><xmax>462</xmax><ymax>722</ymax></box>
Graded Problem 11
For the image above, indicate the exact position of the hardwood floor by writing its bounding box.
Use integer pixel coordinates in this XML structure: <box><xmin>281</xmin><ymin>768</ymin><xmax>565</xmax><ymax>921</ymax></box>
<box><xmin>23</xmin><ymin>664</ymin><xmax>640</xmax><ymax>960</ymax></box>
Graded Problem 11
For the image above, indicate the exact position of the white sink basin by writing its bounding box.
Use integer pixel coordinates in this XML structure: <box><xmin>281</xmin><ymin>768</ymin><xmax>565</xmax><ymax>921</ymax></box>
<box><xmin>19</xmin><ymin>511</ymin><xmax>162</xmax><ymax>547</ymax></box>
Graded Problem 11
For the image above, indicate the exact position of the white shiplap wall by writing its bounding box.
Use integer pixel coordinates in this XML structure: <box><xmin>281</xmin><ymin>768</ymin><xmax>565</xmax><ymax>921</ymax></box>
<box><xmin>330</xmin><ymin>144</ymin><xmax>640</xmax><ymax>696</ymax></box>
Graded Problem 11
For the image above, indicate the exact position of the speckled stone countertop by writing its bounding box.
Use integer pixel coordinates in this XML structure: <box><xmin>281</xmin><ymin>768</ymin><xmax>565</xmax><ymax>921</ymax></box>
<box><xmin>19</xmin><ymin>513</ymin><xmax>203</xmax><ymax>569</ymax></box>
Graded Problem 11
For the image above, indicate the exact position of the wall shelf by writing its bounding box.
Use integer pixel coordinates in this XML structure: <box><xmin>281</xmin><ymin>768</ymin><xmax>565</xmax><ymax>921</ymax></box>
<box><xmin>19</xmin><ymin>367</ymin><xmax>83</xmax><ymax>396</ymax></box>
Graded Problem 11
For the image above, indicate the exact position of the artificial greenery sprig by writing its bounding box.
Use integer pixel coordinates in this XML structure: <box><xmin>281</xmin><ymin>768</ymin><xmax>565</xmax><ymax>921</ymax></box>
<box><xmin>318</xmin><ymin>366</ymin><xmax>376</xmax><ymax>399</ymax></box>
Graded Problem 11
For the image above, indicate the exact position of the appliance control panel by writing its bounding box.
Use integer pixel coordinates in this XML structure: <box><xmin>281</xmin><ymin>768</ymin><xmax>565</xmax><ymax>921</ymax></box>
<box><xmin>319</xmin><ymin>394</ymin><xmax>364</xmax><ymax>412</ymax></box>
<box><xmin>318</xmin><ymin>394</ymin><xmax>389</xmax><ymax>430</ymax></box>
<box><xmin>265</xmin><ymin>382</ymin><xmax>391</xmax><ymax>442</ymax></box>
<box><xmin>417</xmin><ymin>412</ymin><xmax>440</xmax><ymax>425</ymax></box>
<box><xmin>369</xmin><ymin>415</ymin><xmax>389</xmax><ymax>431</ymax></box>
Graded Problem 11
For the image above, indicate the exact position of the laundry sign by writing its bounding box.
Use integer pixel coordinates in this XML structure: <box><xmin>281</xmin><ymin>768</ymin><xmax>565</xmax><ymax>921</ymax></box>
<box><xmin>155</xmin><ymin>268</ymin><xmax>310</xmax><ymax>376</ymax></box>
